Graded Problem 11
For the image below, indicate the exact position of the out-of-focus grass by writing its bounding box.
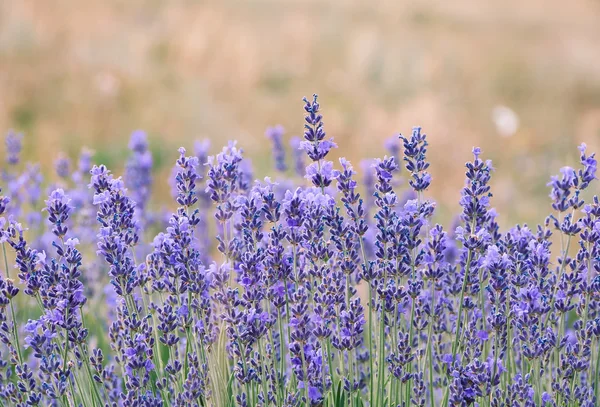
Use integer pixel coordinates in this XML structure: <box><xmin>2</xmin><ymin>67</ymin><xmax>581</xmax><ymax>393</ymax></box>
<box><xmin>1</xmin><ymin>0</ymin><xmax>600</xmax><ymax>226</ymax></box>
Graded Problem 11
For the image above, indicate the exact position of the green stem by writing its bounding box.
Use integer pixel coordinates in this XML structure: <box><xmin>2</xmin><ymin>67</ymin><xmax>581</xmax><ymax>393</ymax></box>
<box><xmin>71</xmin><ymin>365</ymin><xmax>94</xmax><ymax>407</ymax></box>
<box><xmin>265</xmin><ymin>303</ymin><xmax>281</xmax><ymax>406</ymax></box>
<box><xmin>299</xmin><ymin>340</ymin><xmax>310</xmax><ymax>405</ymax></box>
<box><xmin>405</xmin><ymin>298</ymin><xmax>415</xmax><ymax>407</ymax></box>
<box><xmin>61</xmin><ymin>305</ymin><xmax>71</xmax><ymax>373</ymax></box>
<box><xmin>452</xmin><ymin>249</ymin><xmax>473</xmax><ymax>361</ymax></box>
<box><xmin>504</xmin><ymin>295</ymin><xmax>513</xmax><ymax>395</ymax></box>
<box><xmin>79</xmin><ymin>312</ymin><xmax>103</xmax><ymax>405</ymax></box>
<box><xmin>376</xmin><ymin>265</ymin><xmax>388</xmax><ymax>407</ymax></box>
<box><xmin>240</xmin><ymin>345</ymin><xmax>252</xmax><ymax>402</ymax></box>
<box><xmin>345</xmin><ymin>273</ymin><xmax>355</xmax><ymax>401</ymax></box>
<box><xmin>390</xmin><ymin>316</ymin><xmax>399</xmax><ymax>407</ymax></box>
<box><xmin>543</xmin><ymin>209</ymin><xmax>574</xmax><ymax>331</ymax></box>
<box><xmin>595</xmin><ymin>337</ymin><xmax>600</xmax><ymax>402</ymax></box>
<box><xmin>479</xmin><ymin>267</ymin><xmax>488</xmax><ymax>359</ymax></box>
<box><xmin>258</xmin><ymin>338</ymin><xmax>269</xmax><ymax>405</ymax></box>
<box><xmin>326</xmin><ymin>339</ymin><xmax>334</xmax><ymax>403</ymax></box>
<box><xmin>277</xmin><ymin>307</ymin><xmax>287</xmax><ymax>400</ymax></box>
<box><xmin>357</xmin><ymin>239</ymin><xmax>375</xmax><ymax>407</ymax></box>
<box><xmin>316</xmin><ymin>159</ymin><xmax>325</xmax><ymax>195</ymax></box>
<box><xmin>491</xmin><ymin>331</ymin><xmax>499</xmax><ymax>402</ymax></box>
<box><xmin>582</xmin><ymin>240</ymin><xmax>593</xmax><ymax>377</ymax></box>
<box><xmin>368</xmin><ymin>282</ymin><xmax>375</xmax><ymax>407</ymax></box>
<box><xmin>2</xmin><ymin>243</ymin><xmax>23</xmax><ymax>366</ymax></box>
<box><xmin>442</xmin><ymin>249</ymin><xmax>473</xmax><ymax>407</ymax></box>
<box><xmin>535</xmin><ymin>358</ymin><xmax>541</xmax><ymax>407</ymax></box>
<box><xmin>425</xmin><ymin>279</ymin><xmax>436</xmax><ymax>406</ymax></box>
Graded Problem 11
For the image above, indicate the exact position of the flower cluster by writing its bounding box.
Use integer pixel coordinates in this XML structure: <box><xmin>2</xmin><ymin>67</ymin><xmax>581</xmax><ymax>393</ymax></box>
<box><xmin>0</xmin><ymin>95</ymin><xmax>598</xmax><ymax>407</ymax></box>
<box><xmin>125</xmin><ymin>130</ymin><xmax>153</xmax><ymax>223</ymax></box>
<box><xmin>300</xmin><ymin>94</ymin><xmax>337</xmax><ymax>190</ymax></box>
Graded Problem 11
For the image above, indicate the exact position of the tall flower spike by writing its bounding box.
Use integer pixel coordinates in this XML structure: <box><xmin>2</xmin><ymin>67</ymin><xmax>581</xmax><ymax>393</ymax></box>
<box><xmin>300</xmin><ymin>94</ymin><xmax>338</xmax><ymax>189</ymax></box>
<box><xmin>205</xmin><ymin>141</ymin><xmax>244</xmax><ymax>262</ymax></box>
<box><xmin>384</xmin><ymin>136</ymin><xmax>401</xmax><ymax>166</ymax></box>
<box><xmin>54</xmin><ymin>155</ymin><xmax>71</xmax><ymax>180</ymax></box>
<box><xmin>548</xmin><ymin>166</ymin><xmax>577</xmax><ymax>212</ymax></box>
<box><xmin>290</xmin><ymin>137</ymin><xmax>306</xmax><ymax>177</ymax></box>
<box><xmin>577</xmin><ymin>143</ymin><xmax>597</xmax><ymax>189</ymax></box>
<box><xmin>192</xmin><ymin>139</ymin><xmax>213</xmax><ymax>260</ymax></box>
<box><xmin>459</xmin><ymin>147</ymin><xmax>493</xmax><ymax>232</ymax></box>
<box><xmin>90</xmin><ymin>165</ymin><xmax>140</xmax><ymax>296</ymax></box>
<box><xmin>266</xmin><ymin>125</ymin><xmax>287</xmax><ymax>172</ymax></box>
<box><xmin>175</xmin><ymin>147</ymin><xmax>200</xmax><ymax>207</ymax></box>
<box><xmin>194</xmin><ymin>139</ymin><xmax>211</xmax><ymax>167</ymax></box>
<box><xmin>124</xmin><ymin>130</ymin><xmax>153</xmax><ymax>215</ymax></box>
<box><xmin>5</xmin><ymin>130</ymin><xmax>23</xmax><ymax>166</ymax></box>
<box><xmin>399</xmin><ymin>126</ymin><xmax>431</xmax><ymax>192</ymax></box>
<box><xmin>336</xmin><ymin>157</ymin><xmax>368</xmax><ymax>238</ymax></box>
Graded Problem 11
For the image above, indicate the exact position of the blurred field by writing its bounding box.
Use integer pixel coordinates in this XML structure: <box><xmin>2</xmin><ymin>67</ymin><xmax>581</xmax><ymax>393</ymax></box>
<box><xmin>1</xmin><ymin>0</ymin><xmax>600</xmax><ymax>226</ymax></box>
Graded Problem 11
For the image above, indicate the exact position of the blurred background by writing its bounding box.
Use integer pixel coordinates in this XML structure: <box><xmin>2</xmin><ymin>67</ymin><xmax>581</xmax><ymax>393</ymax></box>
<box><xmin>1</xmin><ymin>0</ymin><xmax>600</xmax><ymax>226</ymax></box>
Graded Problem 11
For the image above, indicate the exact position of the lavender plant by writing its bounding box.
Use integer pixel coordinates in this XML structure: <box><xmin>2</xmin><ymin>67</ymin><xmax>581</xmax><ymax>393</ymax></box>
<box><xmin>0</xmin><ymin>97</ymin><xmax>598</xmax><ymax>407</ymax></box>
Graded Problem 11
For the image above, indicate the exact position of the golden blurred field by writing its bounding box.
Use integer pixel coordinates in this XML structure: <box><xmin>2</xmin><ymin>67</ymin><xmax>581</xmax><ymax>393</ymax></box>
<box><xmin>1</xmin><ymin>0</ymin><xmax>600</xmax><ymax>225</ymax></box>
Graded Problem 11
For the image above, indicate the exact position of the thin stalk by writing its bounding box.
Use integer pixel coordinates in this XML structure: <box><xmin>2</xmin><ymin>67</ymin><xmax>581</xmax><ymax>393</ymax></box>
<box><xmin>2</xmin><ymin>243</ymin><xmax>23</xmax><ymax>365</ymax></box>
<box><xmin>79</xmin><ymin>312</ymin><xmax>103</xmax><ymax>405</ymax></box>
<box><xmin>319</xmin><ymin>338</ymin><xmax>328</xmax><ymax>404</ymax></box>
<box><xmin>488</xmin><ymin>294</ymin><xmax>501</xmax><ymax>406</ymax></box>
<box><xmin>504</xmin><ymin>294</ymin><xmax>513</xmax><ymax>395</ymax></box>
<box><xmin>543</xmin><ymin>209</ymin><xmax>575</xmax><ymax>331</ymax></box>
<box><xmin>535</xmin><ymin>358</ymin><xmax>541</xmax><ymax>407</ymax></box>
<box><xmin>442</xmin><ymin>249</ymin><xmax>474</xmax><ymax>407</ymax></box>
<box><xmin>240</xmin><ymin>345</ymin><xmax>252</xmax><ymax>403</ymax></box>
<box><xmin>376</xmin><ymin>264</ymin><xmax>388</xmax><ymax>407</ymax></box>
<box><xmin>326</xmin><ymin>339</ymin><xmax>335</xmax><ymax>403</ymax></box>
<box><xmin>451</xmin><ymin>249</ymin><xmax>473</xmax><ymax>360</ymax></box>
<box><xmin>368</xmin><ymin>282</ymin><xmax>375</xmax><ymax>407</ymax></box>
<box><xmin>265</xmin><ymin>303</ymin><xmax>282</xmax><ymax>406</ymax></box>
<box><xmin>554</xmin><ymin>311</ymin><xmax>565</xmax><ymax>390</ymax></box>
<box><xmin>479</xmin><ymin>267</ymin><xmax>488</xmax><ymax>359</ymax></box>
<box><xmin>145</xmin><ymin>292</ymin><xmax>166</xmax><ymax>382</ymax></box>
<box><xmin>299</xmin><ymin>340</ymin><xmax>310</xmax><ymax>405</ymax></box>
<box><xmin>582</xmin><ymin>240</ymin><xmax>593</xmax><ymax>380</ymax></box>
<box><xmin>258</xmin><ymin>338</ymin><xmax>269</xmax><ymax>405</ymax></box>
<box><xmin>490</xmin><ymin>331</ymin><xmax>499</xmax><ymax>405</ymax></box>
<box><xmin>288</xmin><ymin>242</ymin><xmax>299</xmax><ymax>389</ymax></box>
<box><xmin>425</xmin><ymin>279</ymin><xmax>436</xmax><ymax>407</ymax></box>
<box><xmin>357</xmin><ymin>239</ymin><xmax>375</xmax><ymax>407</ymax></box>
<box><xmin>390</xmin><ymin>368</ymin><xmax>396</xmax><ymax>407</ymax></box>
<box><xmin>595</xmin><ymin>338</ymin><xmax>600</xmax><ymax>402</ymax></box>
<box><xmin>316</xmin><ymin>158</ymin><xmax>325</xmax><ymax>195</ymax></box>
<box><xmin>71</xmin><ymin>366</ymin><xmax>94</xmax><ymax>407</ymax></box>
<box><xmin>67</xmin><ymin>377</ymin><xmax>78</xmax><ymax>406</ymax></box>
<box><xmin>405</xmin><ymin>246</ymin><xmax>418</xmax><ymax>406</ymax></box>
<box><xmin>345</xmin><ymin>272</ymin><xmax>355</xmax><ymax>401</ymax></box>
<box><xmin>350</xmin><ymin>347</ymin><xmax>357</xmax><ymax>400</ymax></box>
<box><xmin>61</xmin><ymin>306</ymin><xmax>71</xmax><ymax>373</ymax></box>
<box><xmin>283</xmin><ymin>279</ymin><xmax>293</xmax><ymax>390</ymax></box>
<box><xmin>277</xmin><ymin>307</ymin><xmax>287</xmax><ymax>400</ymax></box>
<box><xmin>390</xmin><ymin>315</ymin><xmax>399</xmax><ymax>407</ymax></box>
<box><xmin>405</xmin><ymin>297</ymin><xmax>415</xmax><ymax>407</ymax></box>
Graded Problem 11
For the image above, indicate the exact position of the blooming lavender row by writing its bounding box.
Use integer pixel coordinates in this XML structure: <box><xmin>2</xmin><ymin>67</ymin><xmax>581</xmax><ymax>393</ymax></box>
<box><xmin>0</xmin><ymin>95</ymin><xmax>598</xmax><ymax>407</ymax></box>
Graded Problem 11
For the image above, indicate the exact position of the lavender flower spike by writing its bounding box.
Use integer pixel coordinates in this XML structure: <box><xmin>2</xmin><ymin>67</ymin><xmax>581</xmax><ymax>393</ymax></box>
<box><xmin>266</xmin><ymin>125</ymin><xmax>287</xmax><ymax>172</ymax></box>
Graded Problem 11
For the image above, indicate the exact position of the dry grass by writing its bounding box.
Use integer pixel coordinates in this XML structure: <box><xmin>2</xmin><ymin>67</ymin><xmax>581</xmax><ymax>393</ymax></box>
<box><xmin>1</xmin><ymin>0</ymin><xmax>600</xmax><ymax>225</ymax></box>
